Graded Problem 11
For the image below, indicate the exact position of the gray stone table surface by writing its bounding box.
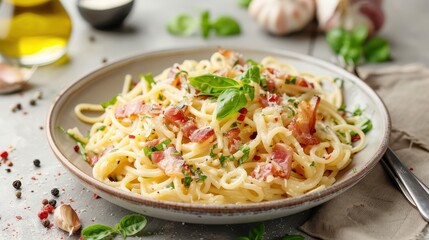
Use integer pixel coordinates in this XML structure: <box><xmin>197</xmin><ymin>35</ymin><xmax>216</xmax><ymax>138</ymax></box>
<box><xmin>1</xmin><ymin>0</ymin><xmax>428</xmax><ymax>239</ymax></box>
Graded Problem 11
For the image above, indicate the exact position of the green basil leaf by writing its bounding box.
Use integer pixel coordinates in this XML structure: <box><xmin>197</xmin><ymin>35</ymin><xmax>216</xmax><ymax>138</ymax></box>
<box><xmin>239</xmin><ymin>66</ymin><xmax>261</xmax><ymax>84</ymax></box>
<box><xmin>167</xmin><ymin>14</ymin><xmax>198</xmax><ymax>36</ymax></box>
<box><xmin>189</xmin><ymin>74</ymin><xmax>240</xmax><ymax>97</ymax></box>
<box><xmin>340</xmin><ymin>44</ymin><xmax>362</xmax><ymax>65</ymax></box>
<box><xmin>140</xmin><ymin>73</ymin><xmax>155</xmax><ymax>87</ymax></box>
<box><xmin>212</xmin><ymin>16</ymin><xmax>241</xmax><ymax>36</ymax></box>
<box><xmin>237</xmin><ymin>0</ymin><xmax>252</xmax><ymax>8</ymax></box>
<box><xmin>117</xmin><ymin>214</ymin><xmax>147</xmax><ymax>238</ymax></box>
<box><xmin>242</xmin><ymin>84</ymin><xmax>255</xmax><ymax>101</ymax></box>
<box><xmin>363</xmin><ymin>37</ymin><xmax>390</xmax><ymax>62</ymax></box>
<box><xmin>246</xmin><ymin>58</ymin><xmax>259</xmax><ymax>66</ymax></box>
<box><xmin>216</xmin><ymin>88</ymin><xmax>247</xmax><ymax>120</ymax></box>
<box><xmin>201</xmin><ymin>10</ymin><xmax>211</xmax><ymax>39</ymax></box>
<box><xmin>280</xmin><ymin>234</ymin><xmax>305</xmax><ymax>240</ymax></box>
<box><xmin>237</xmin><ymin>144</ymin><xmax>250</xmax><ymax>166</ymax></box>
<box><xmin>82</xmin><ymin>224</ymin><xmax>117</xmax><ymax>240</ymax></box>
<box><xmin>352</xmin><ymin>25</ymin><xmax>369</xmax><ymax>44</ymax></box>
<box><xmin>326</xmin><ymin>27</ymin><xmax>348</xmax><ymax>53</ymax></box>
<box><xmin>101</xmin><ymin>95</ymin><xmax>117</xmax><ymax>109</ymax></box>
<box><xmin>248</xmin><ymin>223</ymin><xmax>264</xmax><ymax>240</ymax></box>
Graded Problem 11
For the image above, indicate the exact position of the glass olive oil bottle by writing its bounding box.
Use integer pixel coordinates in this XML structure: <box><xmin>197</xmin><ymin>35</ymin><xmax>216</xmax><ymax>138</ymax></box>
<box><xmin>0</xmin><ymin>0</ymin><xmax>72</xmax><ymax>66</ymax></box>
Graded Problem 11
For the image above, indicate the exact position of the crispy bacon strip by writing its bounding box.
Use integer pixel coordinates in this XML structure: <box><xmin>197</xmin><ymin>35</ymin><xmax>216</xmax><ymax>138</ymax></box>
<box><xmin>115</xmin><ymin>100</ymin><xmax>161</xmax><ymax>118</ymax></box>
<box><xmin>251</xmin><ymin>143</ymin><xmax>294</xmax><ymax>180</ymax></box>
<box><xmin>164</xmin><ymin>106</ymin><xmax>215</xmax><ymax>143</ymax></box>
<box><xmin>288</xmin><ymin>96</ymin><xmax>321</xmax><ymax>145</ymax></box>
<box><xmin>225</xmin><ymin>127</ymin><xmax>241</xmax><ymax>153</ymax></box>
<box><xmin>259</xmin><ymin>93</ymin><xmax>281</xmax><ymax>108</ymax></box>
<box><xmin>152</xmin><ymin>147</ymin><xmax>185</xmax><ymax>177</ymax></box>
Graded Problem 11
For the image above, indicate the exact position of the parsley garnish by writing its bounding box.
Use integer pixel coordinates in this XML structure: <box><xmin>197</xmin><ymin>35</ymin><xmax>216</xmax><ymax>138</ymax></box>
<box><xmin>338</xmin><ymin>104</ymin><xmax>347</xmax><ymax>112</ymax></box>
<box><xmin>97</xmin><ymin>125</ymin><xmax>106</xmax><ymax>131</ymax></box>
<box><xmin>101</xmin><ymin>95</ymin><xmax>117</xmax><ymax>109</ymax></box>
<box><xmin>210</xmin><ymin>144</ymin><xmax>218</xmax><ymax>158</ymax></box>
<box><xmin>358</xmin><ymin>119</ymin><xmax>373</xmax><ymax>133</ymax></box>
<box><xmin>237</xmin><ymin>144</ymin><xmax>250</xmax><ymax>166</ymax></box>
<box><xmin>353</xmin><ymin>106</ymin><xmax>362</xmax><ymax>116</ymax></box>
<box><xmin>182</xmin><ymin>170</ymin><xmax>192</xmax><ymax>187</ymax></box>
<box><xmin>143</xmin><ymin>139</ymin><xmax>172</xmax><ymax>157</ymax></box>
<box><xmin>166</xmin><ymin>182</ymin><xmax>175</xmax><ymax>189</ymax></box>
<box><xmin>310</xmin><ymin>161</ymin><xmax>315</xmax><ymax>167</ymax></box>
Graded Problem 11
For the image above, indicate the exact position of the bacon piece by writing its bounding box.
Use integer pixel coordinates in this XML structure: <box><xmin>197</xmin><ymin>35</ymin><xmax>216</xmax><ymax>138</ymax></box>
<box><xmin>164</xmin><ymin>106</ymin><xmax>215</xmax><ymax>143</ymax></box>
<box><xmin>153</xmin><ymin>147</ymin><xmax>185</xmax><ymax>177</ymax></box>
<box><xmin>182</xmin><ymin>120</ymin><xmax>198</xmax><ymax>138</ymax></box>
<box><xmin>259</xmin><ymin>93</ymin><xmax>281</xmax><ymax>108</ymax></box>
<box><xmin>115</xmin><ymin>101</ymin><xmax>161</xmax><ymax>118</ymax></box>
<box><xmin>251</xmin><ymin>143</ymin><xmax>294</xmax><ymax>180</ymax></box>
<box><xmin>288</xmin><ymin>96</ymin><xmax>321</xmax><ymax>145</ymax></box>
<box><xmin>88</xmin><ymin>145</ymin><xmax>114</xmax><ymax>166</ymax></box>
<box><xmin>296</xmin><ymin>77</ymin><xmax>314</xmax><ymax>89</ymax></box>
<box><xmin>225</xmin><ymin>127</ymin><xmax>241</xmax><ymax>153</ymax></box>
<box><xmin>270</xmin><ymin>143</ymin><xmax>294</xmax><ymax>178</ymax></box>
<box><xmin>189</xmin><ymin>127</ymin><xmax>215</xmax><ymax>143</ymax></box>
<box><xmin>251</xmin><ymin>163</ymin><xmax>273</xmax><ymax>181</ymax></box>
<box><xmin>164</xmin><ymin>106</ymin><xmax>187</xmax><ymax>125</ymax></box>
<box><xmin>146</xmin><ymin>139</ymin><xmax>160</xmax><ymax>148</ymax></box>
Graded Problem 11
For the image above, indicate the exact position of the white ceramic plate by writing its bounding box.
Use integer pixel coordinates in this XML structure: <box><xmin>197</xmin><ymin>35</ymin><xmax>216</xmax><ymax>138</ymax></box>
<box><xmin>47</xmin><ymin>47</ymin><xmax>390</xmax><ymax>224</ymax></box>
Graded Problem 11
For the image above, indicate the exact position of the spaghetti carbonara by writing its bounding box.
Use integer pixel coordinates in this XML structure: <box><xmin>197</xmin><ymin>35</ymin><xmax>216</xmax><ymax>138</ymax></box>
<box><xmin>67</xmin><ymin>49</ymin><xmax>367</xmax><ymax>204</ymax></box>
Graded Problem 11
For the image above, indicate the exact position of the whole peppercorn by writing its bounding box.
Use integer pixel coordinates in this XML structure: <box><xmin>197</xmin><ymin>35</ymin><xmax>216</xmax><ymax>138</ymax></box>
<box><xmin>29</xmin><ymin>99</ymin><xmax>36</xmax><ymax>106</ymax></box>
<box><xmin>51</xmin><ymin>188</ymin><xmax>59</xmax><ymax>197</ymax></box>
<box><xmin>16</xmin><ymin>191</ymin><xmax>22</xmax><ymax>199</ymax></box>
<box><xmin>38</xmin><ymin>211</ymin><xmax>48</xmax><ymax>220</ymax></box>
<box><xmin>42</xmin><ymin>199</ymin><xmax>49</xmax><ymax>205</ymax></box>
<box><xmin>41</xmin><ymin>219</ymin><xmax>50</xmax><ymax>228</ymax></box>
<box><xmin>48</xmin><ymin>199</ymin><xmax>57</xmax><ymax>208</ymax></box>
<box><xmin>12</xmin><ymin>180</ymin><xmax>21</xmax><ymax>190</ymax></box>
<box><xmin>33</xmin><ymin>159</ymin><xmax>41</xmax><ymax>167</ymax></box>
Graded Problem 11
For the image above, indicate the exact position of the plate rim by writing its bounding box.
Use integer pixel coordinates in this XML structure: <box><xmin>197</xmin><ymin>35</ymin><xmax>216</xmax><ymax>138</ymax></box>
<box><xmin>46</xmin><ymin>46</ymin><xmax>391</xmax><ymax>214</ymax></box>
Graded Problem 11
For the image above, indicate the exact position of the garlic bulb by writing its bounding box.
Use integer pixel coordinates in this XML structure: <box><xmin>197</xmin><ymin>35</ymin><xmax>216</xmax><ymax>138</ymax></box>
<box><xmin>317</xmin><ymin>0</ymin><xmax>384</xmax><ymax>34</ymax></box>
<box><xmin>249</xmin><ymin>0</ymin><xmax>316</xmax><ymax>35</ymax></box>
<box><xmin>54</xmin><ymin>204</ymin><xmax>81</xmax><ymax>236</ymax></box>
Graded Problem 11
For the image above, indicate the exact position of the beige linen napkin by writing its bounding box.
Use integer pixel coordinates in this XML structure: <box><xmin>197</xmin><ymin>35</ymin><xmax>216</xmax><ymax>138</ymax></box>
<box><xmin>300</xmin><ymin>65</ymin><xmax>429</xmax><ymax>240</ymax></box>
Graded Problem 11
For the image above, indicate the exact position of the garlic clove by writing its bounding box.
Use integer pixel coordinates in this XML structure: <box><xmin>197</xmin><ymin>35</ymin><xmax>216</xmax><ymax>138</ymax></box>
<box><xmin>54</xmin><ymin>204</ymin><xmax>82</xmax><ymax>236</ymax></box>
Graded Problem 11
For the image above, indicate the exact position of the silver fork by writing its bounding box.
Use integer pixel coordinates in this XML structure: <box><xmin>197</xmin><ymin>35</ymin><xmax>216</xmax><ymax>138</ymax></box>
<box><xmin>337</xmin><ymin>56</ymin><xmax>429</xmax><ymax>222</ymax></box>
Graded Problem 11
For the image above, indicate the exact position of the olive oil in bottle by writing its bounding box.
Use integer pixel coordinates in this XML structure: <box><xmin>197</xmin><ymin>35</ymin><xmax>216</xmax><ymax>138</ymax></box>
<box><xmin>0</xmin><ymin>0</ymin><xmax>72</xmax><ymax>66</ymax></box>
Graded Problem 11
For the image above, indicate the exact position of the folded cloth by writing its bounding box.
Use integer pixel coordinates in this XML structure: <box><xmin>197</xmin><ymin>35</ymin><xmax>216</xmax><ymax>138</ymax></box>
<box><xmin>300</xmin><ymin>64</ymin><xmax>429</xmax><ymax>240</ymax></box>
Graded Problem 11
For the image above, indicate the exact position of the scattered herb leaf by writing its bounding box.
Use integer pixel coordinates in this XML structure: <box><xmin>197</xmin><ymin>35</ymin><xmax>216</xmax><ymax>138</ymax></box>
<box><xmin>363</xmin><ymin>37</ymin><xmax>390</xmax><ymax>62</ymax></box>
<box><xmin>212</xmin><ymin>16</ymin><xmax>241</xmax><ymax>36</ymax></box>
<box><xmin>201</xmin><ymin>10</ymin><xmax>211</xmax><ymax>39</ymax></box>
<box><xmin>117</xmin><ymin>214</ymin><xmax>147</xmax><ymax>238</ymax></box>
<box><xmin>101</xmin><ymin>95</ymin><xmax>117</xmax><ymax>109</ymax></box>
<box><xmin>237</xmin><ymin>0</ymin><xmax>252</xmax><ymax>8</ymax></box>
<box><xmin>167</xmin><ymin>14</ymin><xmax>198</xmax><ymax>36</ymax></box>
<box><xmin>237</xmin><ymin>144</ymin><xmax>250</xmax><ymax>166</ymax></box>
<box><xmin>81</xmin><ymin>224</ymin><xmax>117</xmax><ymax>240</ymax></box>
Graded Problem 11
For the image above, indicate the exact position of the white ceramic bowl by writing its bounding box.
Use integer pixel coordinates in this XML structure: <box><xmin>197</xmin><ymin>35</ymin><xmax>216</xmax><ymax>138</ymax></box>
<box><xmin>47</xmin><ymin>47</ymin><xmax>390</xmax><ymax>224</ymax></box>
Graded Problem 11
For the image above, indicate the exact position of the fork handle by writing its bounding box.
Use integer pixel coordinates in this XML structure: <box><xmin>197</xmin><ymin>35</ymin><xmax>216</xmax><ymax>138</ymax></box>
<box><xmin>383</xmin><ymin>148</ymin><xmax>429</xmax><ymax>221</ymax></box>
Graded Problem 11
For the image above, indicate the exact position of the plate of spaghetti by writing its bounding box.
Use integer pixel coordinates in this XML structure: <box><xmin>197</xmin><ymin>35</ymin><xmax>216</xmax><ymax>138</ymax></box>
<box><xmin>47</xmin><ymin>47</ymin><xmax>390</xmax><ymax>224</ymax></box>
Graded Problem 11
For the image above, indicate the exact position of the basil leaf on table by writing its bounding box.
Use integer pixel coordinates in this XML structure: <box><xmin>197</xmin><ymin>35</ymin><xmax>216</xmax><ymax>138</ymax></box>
<box><xmin>189</xmin><ymin>74</ymin><xmax>240</xmax><ymax>97</ymax></box>
<box><xmin>117</xmin><ymin>214</ymin><xmax>147</xmax><ymax>238</ymax></box>
<box><xmin>81</xmin><ymin>224</ymin><xmax>117</xmax><ymax>240</ymax></box>
<box><xmin>237</xmin><ymin>0</ymin><xmax>252</xmax><ymax>8</ymax></box>
<box><xmin>201</xmin><ymin>10</ymin><xmax>211</xmax><ymax>39</ymax></box>
<box><xmin>351</xmin><ymin>25</ymin><xmax>369</xmax><ymax>44</ymax></box>
<box><xmin>212</xmin><ymin>16</ymin><xmax>241</xmax><ymax>36</ymax></box>
<box><xmin>167</xmin><ymin>14</ymin><xmax>198</xmax><ymax>36</ymax></box>
<box><xmin>339</xmin><ymin>44</ymin><xmax>362</xmax><ymax>65</ymax></box>
<box><xmin>363</xmin><ymin>37</ymin><xmax>390</xmax><ymax>62</ymax></box>
<box><xmin>248</xmin><ymin>223</ymin><xmax>265</xmax><ymax>240</ymax></box>
<box><xmin>216</xmin><ymin>88</ymin><xmax>247</xmax><ymax>120</ymax></box>
<box><xmin>326</xmin><ymin>27</ymin><xmax>348</xmax><ymax>53</ymax></box>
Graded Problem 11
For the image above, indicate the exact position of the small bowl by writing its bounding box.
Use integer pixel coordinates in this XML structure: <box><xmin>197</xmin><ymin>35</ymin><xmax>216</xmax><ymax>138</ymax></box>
<box><xmin>77</xmin><ymin>0</ymin><xmax>134</xmax><ymax>30</ymax></box>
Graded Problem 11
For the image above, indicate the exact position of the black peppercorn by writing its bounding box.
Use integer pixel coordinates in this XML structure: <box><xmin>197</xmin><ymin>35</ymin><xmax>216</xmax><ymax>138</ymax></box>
<box><xmin>41</xmin><ymin>219</ymin><xmax>50</xmax><ymax>228</ymax></box>
<box><xmin>33</xmin><ymin>159</ymin><xmax>41</xmax><ymax>167</ymax></box>
<box><xmin>51</xmin><ymin>188</ymin><xmax>59</xmax><ymax>197</ymax></box>
<box><xmin>48</xmin><ymin>199</ymin><xmax>57</xmax><ymax>207</ymax></box>
<box><xmin>29</xmin><ymin>99</ymin><xmax>36</xmax><ymax>106</ymax></box>
<box><xmin>6</xmin><ymin>169</ymin><xmax>11</xmax><ymax>173</ymax></box>
<box><xmin>12</xmin><ymin>180</ymin><xmax>21</xmax><ymax>190</ymax></box>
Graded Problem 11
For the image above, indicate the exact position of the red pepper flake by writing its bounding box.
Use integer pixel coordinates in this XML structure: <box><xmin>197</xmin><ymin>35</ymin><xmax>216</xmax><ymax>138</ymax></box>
<box><xmin>254</xmin><ymin>155</ymin><xmax>261</xmax><ymax>161</ymax></box>
<box><xmin>274</xmin><ymin>117</ymin><xmax>278</xmax><ymax>122</ymax></box>
<box><xmin>49</xmin><ymin>223</ymin><xmax>53</xmax><ymax>228</ymax></box>
<box><xmin>93</xmin><ymin>193</ymin><xmax>100</xmax><ymax>199</ymax></box>
<box><xmin>16</xmin><ymin>216</ymin><xmax>22</xmax><ymax>220</ymax></box>
<box><xmin>128</xmin><ymin>135</ymin><xmax>135</xmax><ymax>139</ymax></box>
<box><xmin>239</xmin><ymin>108</ymin><xmax>248</xmax><ymax>114</ymax></box>
<box><xmin>1</xmin><ymin>151</ymin><xmax>8</xmax><ymax>159</ymax></box>
<box><xmin>410</xmin><ymin>167</ymin><xmax>414</xmax><ymax>171</ymax></box>
<box><xmin>37</xmin><ymin>211</ymin><xmax>48</xmax><ymax>220</ymax></box>
<box><xmin>73</xmin><ymin>145</ymin><xmax>79</xmax><ymax>152</ymax></box>
<box><xmin>351</xmin><ymin>134</ymin><xmax>361</xmax><ymax>142</ymax></box>
<box><xmin>69</xmin><ymin>198</ymin><xmax>75</xmax><ymax>203</ymax></box>
<box><xmin>31</xmin><ymin>176</ymin><xmax>37</xmax><ymax>180</ymax></box>
<box><xmin>60</xmin><ymin>201</ymin><xmax>64</xmax><ymax>205</ymax></box>
<box><xmin>237</xmin><ymin>114</ymin><xmax>245</xmax><ymax>121</ymax></box>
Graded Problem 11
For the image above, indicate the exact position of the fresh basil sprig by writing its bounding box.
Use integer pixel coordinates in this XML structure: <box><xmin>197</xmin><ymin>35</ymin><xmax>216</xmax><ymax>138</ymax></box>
<box><xmin>190</xmin><ymin>66</ymin><xmax>260</xmax><ymax>120</ymax></box>
<box><xmin>212</xmin><ymin>16</ymin><xmax>241</xmax><ymax>36</ymax></box>
<box><xmin>326</xmin><ymin>25</ymin><xmax>390</xmax><ymax>65</ymax></box>
<box><xmin>238</xmin><ymin>223</ymin><xmax>305</xmax><ymax>240</ymax></box>
<box><xmin>167</xmin><ymin>14</ymin><xmax>198</xmax><ymax>36</ymax></box>
<box><xmin>81</xmin><ymin>214</ymin><xmax>147</xmax><ymax>240</ymax></box>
